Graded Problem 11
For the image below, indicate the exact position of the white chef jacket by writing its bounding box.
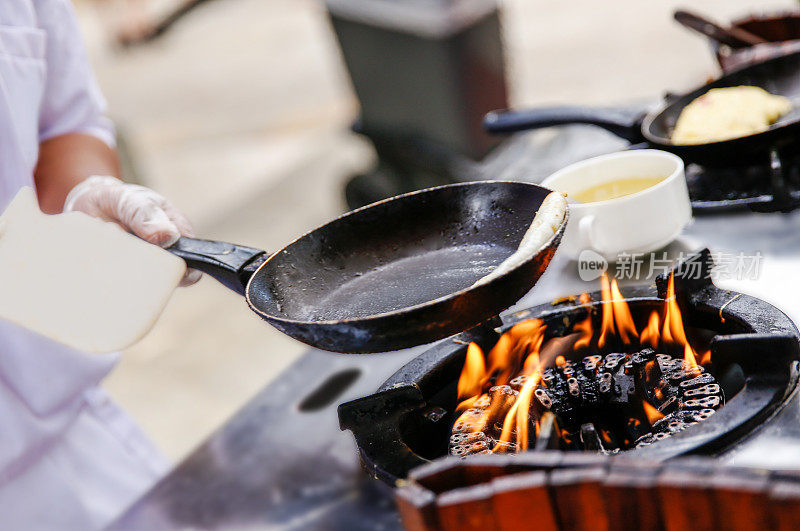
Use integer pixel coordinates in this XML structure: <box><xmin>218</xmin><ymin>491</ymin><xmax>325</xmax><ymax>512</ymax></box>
<box><xmin>0</xmin><ymin>2</ymin><xmax>168</xmax><ymax>529</ymax></box>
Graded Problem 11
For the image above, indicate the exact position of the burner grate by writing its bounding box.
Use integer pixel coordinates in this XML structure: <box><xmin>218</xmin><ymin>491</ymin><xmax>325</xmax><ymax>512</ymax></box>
<box><xmin>450</xmin><ymin>348</ymin><xmax>723</xmax><ymax>457</ymax></box>
<box><xmin>686</xmin><ymin>147</ymin><xmax>800</xmax><ymax>213</ymax></box>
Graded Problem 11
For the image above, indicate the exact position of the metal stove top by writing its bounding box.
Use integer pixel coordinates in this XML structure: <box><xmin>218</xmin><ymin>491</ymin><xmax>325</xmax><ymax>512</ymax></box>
<box><xmin>482</xmin><ymin>119</ymin><xmax>800</xmax><ymax>213</ymax></box>
<box><xmin>111</xmin><ymin>126</ymin><xmax>800</xmax><ymax>530</ymax></box>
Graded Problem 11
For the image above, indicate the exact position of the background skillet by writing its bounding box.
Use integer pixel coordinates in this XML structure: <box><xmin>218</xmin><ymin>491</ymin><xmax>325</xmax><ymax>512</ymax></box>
<box><xmin>485</xmin><ymin>50</ymin><xmax>800</xmax><ymax>166</ymax></box>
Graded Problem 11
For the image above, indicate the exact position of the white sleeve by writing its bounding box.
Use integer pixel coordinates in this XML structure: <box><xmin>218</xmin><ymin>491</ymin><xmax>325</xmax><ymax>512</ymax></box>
<box><xmin>36</xmin><ymin>0</ymin><xmax>116</xmax><ymax>147</ymax></box>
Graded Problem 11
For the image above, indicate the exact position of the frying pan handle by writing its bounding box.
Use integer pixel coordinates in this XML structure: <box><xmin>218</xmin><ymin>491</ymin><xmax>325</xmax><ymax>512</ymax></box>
<box><xmin>483</xmin><ymin>106</ymin><xmax>645</xmax><ymax>143</ymax></box>
<box><xmin>673</xmin><ymin>10</ymin><xmax>765</xmax><ymax>48</ymax></box>
<box><xmin>166</xmin><ymin>237</ymin><xmax>267</xmax><ymax>295</ymax></box>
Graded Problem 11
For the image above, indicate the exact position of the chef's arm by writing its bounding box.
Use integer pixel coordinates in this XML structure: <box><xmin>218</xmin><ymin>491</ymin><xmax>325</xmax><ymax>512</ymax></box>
<box><xmin>33</xmin><ymin>132</ymin><xmax>201</xmax><ymax>286</ymax></box>
<box><xmin>34</xmin><ymin>133</ymin><xmax>120</xmax><ymax>215</ymax></box>
<box><xmin>32</xmin><ymin>0</ymin><xmax>199</xmax><ymax>286</ymax></box>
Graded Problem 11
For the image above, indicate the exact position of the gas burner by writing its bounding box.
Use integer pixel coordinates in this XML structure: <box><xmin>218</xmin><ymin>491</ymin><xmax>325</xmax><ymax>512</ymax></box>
<box><xmin>449</xmin><ymin>349</ymin><xmax>723</xmax><ymax>457</ymax></box>
<box><xmin>338</xmin><ymin>250</ymin><xmax>800</xmax><ymax>483</ymax></box>
<box><xmin>686</xmin><ymin>148</ymin><xmax>800</xmax><ymax>213</ymax></box>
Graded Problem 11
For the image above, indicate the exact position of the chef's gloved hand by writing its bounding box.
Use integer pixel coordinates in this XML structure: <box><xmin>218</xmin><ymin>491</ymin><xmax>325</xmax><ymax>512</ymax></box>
<box><xmin>64</xmin><ymin>176</ymin><xmax>202</xmax><ymax>286</ymax></box>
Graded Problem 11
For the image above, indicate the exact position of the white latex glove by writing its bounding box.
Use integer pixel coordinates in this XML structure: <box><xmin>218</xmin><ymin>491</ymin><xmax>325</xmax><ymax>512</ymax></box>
<box><xmin>64</xmin><ymin>176</ymin><xmax>201</xmax><ymax>286</ymax></box>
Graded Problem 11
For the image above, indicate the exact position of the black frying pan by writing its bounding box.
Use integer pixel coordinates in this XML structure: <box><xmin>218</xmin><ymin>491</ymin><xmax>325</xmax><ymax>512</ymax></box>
<box><xmin>484</xmin><ymin>50</ymin><xmax>800</xmax><ymax>165</ymax></box>
<box><xmin>166</xmin><ymin>181</ymin><xmax>565</xmax><ymax>353</ymax></box>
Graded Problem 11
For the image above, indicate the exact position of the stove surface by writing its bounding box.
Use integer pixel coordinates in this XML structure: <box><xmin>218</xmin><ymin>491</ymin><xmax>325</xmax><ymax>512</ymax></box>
<box><xmin>111</xmin><ymin>126</ymin><xmax>800</xmax><ymax>530</ymax></box>
<box><xmin>111</xmin><ymin>347</ymin><xmax>419</xmax><ymax>530</ymax></box>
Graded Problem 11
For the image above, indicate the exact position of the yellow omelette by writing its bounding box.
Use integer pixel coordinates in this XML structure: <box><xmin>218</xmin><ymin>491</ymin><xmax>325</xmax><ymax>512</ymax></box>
<box><xmin>672</xmin><ymin>86</ymin><xmax>791</xmax><ymax>145</ymax></box>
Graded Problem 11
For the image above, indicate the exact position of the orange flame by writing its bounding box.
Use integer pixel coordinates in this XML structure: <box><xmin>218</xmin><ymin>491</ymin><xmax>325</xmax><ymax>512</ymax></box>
<box><xmin>654</xmin><ymin>387</ymin><xmax>664</xmax><ymax>401</ymax></box>
<box><xmin>643</xmin><ymin>400</ymin><xmax>665</xmax><ymax>426</ymax></box>
<box><xmin>495</xmin><ymin>333</ymin><xmax>546</xmax><ymax>451</ymax></box>
<box><xmin>509</xmin><ymin>371</ymin><xmax>542</xmax><ymax>451</ymax></box>
<box><xmin>511</xmin><ymin>319</ymin><xmax>546</xmax><ymax>371</ymax></box>
<box><xmin>485</xmin><ymin>334</ymin><xmax>517</xmax><ymax>386</ymax></box>
<box><xmin>573</xmin><ymin>315</ymin><xmax>594</xmax><ymax>349</ymax></box>
<box><xmin>597</xmin><ymin>274</ymin><xmax>615</xmax><ymax>349</ymax></box>
<box><xmin>573</xmin><ymin>292</ymin><xmax>595</xmax><ymax>350</ymax></box>
<box><xmin>610</xmin><ymin>278</ymin><xmax>638</xmax><ymax>344</ymax></box>
<box><xmin>483</xmin><ymin>319</ymin><xmax>546</xmax><ymax>387</ymax></box>
<box><xmin>453</xmin><ymin>271</ymin><xmax>710</xmax><ymax>455</ymax></box>
<box><xmin>640</xmin><ymin>311</ymin><xmax>660</xmax><ymax>349</ymax></box>
<box><xmin>457</xmin><ymin>342</ymin><xmax>486</xmax><ymax>403</ymax></box>
<box><xmin>662</xmin><ymin>273</ymin><xmax>699</xmax><ymax>369</ymax></box>
<box><xmin>521</xmin><ymin>337</ymin><xmax>544</xmax><ymax>375</ymax></box>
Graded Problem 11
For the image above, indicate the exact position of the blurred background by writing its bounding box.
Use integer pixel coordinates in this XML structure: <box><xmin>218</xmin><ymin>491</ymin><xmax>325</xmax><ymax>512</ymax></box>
<box><xmin>73</xmin><ymin>0</ymin><xmax>794</xmax><ymax>461</ymax></box>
